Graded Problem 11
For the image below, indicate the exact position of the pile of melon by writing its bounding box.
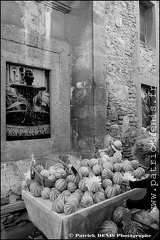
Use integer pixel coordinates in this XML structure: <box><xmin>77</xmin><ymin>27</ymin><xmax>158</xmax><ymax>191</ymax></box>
<box><xmin>96</xmin><ymin>206</ymin><xmax>159</xmax><ymax>237</ymax></box>
<box><xmin>132</xmin><ymin>210</ymin><xmax>159</xmax><ymax>230</ymax></box>
<box><xmin>28</xmin><ymin>153</ymin><xmax>148</xmax><ymax>215</ymax></box>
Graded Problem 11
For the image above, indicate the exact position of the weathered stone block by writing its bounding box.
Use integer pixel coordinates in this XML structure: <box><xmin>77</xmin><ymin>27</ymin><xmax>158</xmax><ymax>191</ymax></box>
<box><xmin>94</xmin><ymin>87</ymin><xmax>107</xmax><ymax>106</ymax></box>
<box><xmin>24</xmin><ymin>32</ymin><xmax>38</xmax><ymax>47</ymax></box>
<box><xmin>2</xmin><ymin>163</ymin><xmax>23</xmax><ymax>194</ymax></box>
<box><xmin>1</xmin><ymin>24</ymin><xmax>25</xmax><ymax>44</ymax></box>
<box><xmin>1</xmin><ymin>169</ymin><xmax>11</xmax><ymax>198</ymax></box>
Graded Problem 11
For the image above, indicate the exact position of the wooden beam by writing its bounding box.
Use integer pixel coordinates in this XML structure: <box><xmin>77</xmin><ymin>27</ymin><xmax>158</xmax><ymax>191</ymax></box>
<box><xmin>1</xmin><ymin>201</ymin><xmax>26</xmax><ymax>217</ymax></box>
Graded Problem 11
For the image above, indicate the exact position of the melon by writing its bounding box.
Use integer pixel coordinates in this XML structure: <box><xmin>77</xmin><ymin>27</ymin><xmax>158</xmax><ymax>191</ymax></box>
<box><xmin>93</xmin><ymin>191</ymin><xmax>105</xmax><ymax>203</ymax></box>
<box><xmin>133</xmin><ymin>169</ymin><xmax>142</xmax><ymax>179</ymax></box>
<box><xmin>79</xmin><ymin>167</ymin><xmax>89</xmax><ymax>177</ymax></box>
<box><xmin>112</xmin><ymin>172</ymin><xmax>123</xmax><ymax>185</ymax></box>
<box><xmin>53</xmin><ymin>163</ymin><xmax>64</xmax><ymax>170</ymax></box>
<box><xmin>48</xmin><ymin>174</ymin><xmax>56</xmax><ymax>182</ymax></box>
<box><xmin>49</xmin><ymin>189</ymin><xmax>60</xmax><ymax>201</ymax></box>
<box><xmin>143</xmin><ymin>218</ymin><xmax>151</xmax><ymax>226</ymax></box>
<box><xmin>29</xmin><ymin>180</ymin><xmax>40</xmax><ymax>192</ymax></box>
<box><xmin>104</xmin><ymin>186</ymin><xmax>117</xmax><ymax>199</ymax></box>
<box><xmin>89</xmin><ymin>158</ymin><xmax>98</xmax><ymax>168</ymax></box>
<box><xmin>67</xmin><ymin>194</ymin><xmax>79</xmax><ymax>206</ymax></box>
<box><xmin>113</xmin><ymin>184</ymin><xmax>121</xmax><ymax>195</ymax></box>
<box><xmin>123</xmin><ymin>164</ymin><xmax>134</xmax><ymax>172</ymax></box>
<box><xmin>75</xmin><ymin>189</ymin><xmax>84</xmax><ymax>197</ymax></box>
<box><xmin>102</xmin><ymin>179</ymin><xmax>113</xmax><ymax>189</ymax></box>
<box><xmin>112</xmin><ymin>206</ymin><xmax>127</xmax><ymax>226</ymax></box>
<box><xmin>57</xmin><ymin>193</ymin><xmax>68</xmax><ymax>204</ymax></box>
<box><xmin>97</xmin><ymin>220</ymin><xmax>118</xmax><ymax>235</ymax></box>
<box><xmin>136</xmin><ymin>167</ymin><xmax>145</xmax><ymax>176</ymax></box>
<box><xmin>113</xmin><ymin>163</ymin><xmax>122</xmax><ymax>172</ymax></box>
<box><xmin>66</xmin><ymin>175</ymin><xmax>75</xmax><ymax>182</ymax></box>
<box><xmin>88</xmin><ymin>172</ymin><xmax>95</xmax><ymax>177</ymax></box>
<box><xmin>81</xmin><ymin>195</ymin><xmax>93</xmax><ymax>208</ymax></box>
<box><xmin>132</xmin><ymin>213</ymin><xmax>143</xmax><ymax>223</ymax></box>
<box><xmin>113</xmin><ymin>151</ymin><xmax>122</xmax><ymax>163</ymax></box>
<box><xmin>123</xmin><ymin>221</ymin><xmax>145</xmax><ymax>235</ymax></box>
<box><xmin>103</xmin><ymin>162</ymin><xmax>113</xmax><ymax>171</ymax></box>
<box><xmin>40</xmin><ymin>169</ymin><xmax>50</xmax><ymax>178</ymax></box>
<box><xmin>81</xmin><ymin>159</ymin><xmax>90</xmax><ymax>167</ymax></box>
<box><xmin>89</xmin><ymin>181</ymin><xmax>101</xmax><ymax>193</ymax></box>
<box><xmin>54</xmin><ymin>168</ymin><xmax>67</xmax><ymax>179</ymax></box>
<box><xmin>139</xmin><ymin>210</ymin><xmax>149</xmax><ymax>219</ymax></box>
<box><xmin>41</xmin><ymin>187</ymin><xmax>51</xmax><ymax>199</ymax></box>
<box><xmin>64</xmin><ymin>201</ymin><xmax>77</xmax><ymax>215</ymax></box>
<box><xmin>97</xmin><ymin>158</ymin><xmax>104</xmax><ymax>166</ymax></box>
<box><xmin>55</xmin><ymin>179</ymin><xmax>67</xmax><ymax>192</ymax></box>
<box><xmin>72</xmin><ymin>192</ymin><xmax>81</xmax><ymax>202</ymax></box>
<box><xmin>61</xmin><ymin>190</ymin><xmax>71</xmax><ymax>196</ymax></box>
<box><xmin>102</xmin><ymin>169</ymin><xmax>114</xmax><ymax>179</ymax></box>
<box><xmin>84</xmin><ymin>190</ymin><xmax>94</xmax><ymax>198</ymax></box>
<box><xmin>48</xmin><ymin>166</ymin><xmax>56</xmax><ymax>175</ymax></box>
<box><xmin>67</xmin><ymin>182</ymin><xmax>77</xmax><ymax>192</ymax></box>
<box><xmin>78</xmin><ymin>178</ymin><xmax>87</xmax><ymax>191</ymax></box>
<box><xmin>52</xmin><ymin>198</ymin><xmax>64</xmax><ymax>213</ymax></box>
<box><xmin>99</xmin><ymin>188</ymin><xmax>105</xmax><ymax>194</ymax></box>
<box><xmin>150</xmin><ymin>223</ymin><xmax>159</xmax><ymax>230</ymax></box>
<box><xmin>31</xmin><ymin>184</ymin><xmax>42</xmax><ymax>197</ymax></box>
<box><xmin>92</xmin><ymin>164</ymin><xmax>103</xmax><ymax>175</ymax></box>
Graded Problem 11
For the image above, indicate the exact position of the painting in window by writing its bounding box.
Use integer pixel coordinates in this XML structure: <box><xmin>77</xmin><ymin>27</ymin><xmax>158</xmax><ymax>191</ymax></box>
<box><xmin>6</xmin><ymin>63</ymin><xmax>51</xmax><ymax>141</ymax></box>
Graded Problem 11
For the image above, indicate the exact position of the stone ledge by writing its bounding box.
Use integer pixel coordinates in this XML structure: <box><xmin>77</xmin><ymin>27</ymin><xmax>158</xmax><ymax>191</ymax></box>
<box><xmin>1</xmin><ymin>201</ymin><xmax>26</xmax><ymax>217</ymax></box>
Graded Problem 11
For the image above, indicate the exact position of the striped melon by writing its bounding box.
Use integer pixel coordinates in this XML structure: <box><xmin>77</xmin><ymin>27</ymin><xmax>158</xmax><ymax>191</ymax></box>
<box><xmin>49</xmin><ymin>189</ymin><xmax>60</xmax><ymax>201</ymax></box>
<box><xmin>81</xmin><ymin>159</ymin><xmax>90</xmax><ymax>167</ymax></box>
<box><xmin>102</xmin><ymin>169</ymin><xmax>114</xmax><ymax>179</ymax></box>
<box><xmin>78</xmin><ymin>178</ymin><xmax>87</xmax><ymax>191</ymax></box>
<box><xmin>54</xmin><ymin>168</ymin><xmax>67</xmax><ymax>179</ymax></box>
<box><xmin>93</xmin><ymin>191</ymin><xmax>105</xmax><ymax>203</ymax></box>
<box><xmin>81</xmin><ymin>195</ymin><xmax>93</xmax><ymax>208</ymax></box>
<box><xmin>41</xmin><ymin>187</ymin><xmax>51</xmax><ymax>199</ymax></box>
<box><xmin>133</xmin><ymin>169</ymin><xmax>142</xmax><ymax>179</ymax></box>
<box><xmin>89</xmin><ymin>158</ymin><xmax>98</xmax><ymax>168</ymax></box>
<box><xmin>92</xmin><ymin>164</ymin><xmax>103</xmax><ymax>175</ymax></box>
<box><xmin>112</xmin><ymin>172</ymin><xmax>123</xmax><ymax>185</ymax></box>
<box><xmin>97</xmin><ymin>220</ymin><xmax>118</xmax><ymax>235</ymax></box>
<box><xmin>102</xmin><ymin>179</ymin><xmax>113</xmax><ymax>189</ymax></box>
<box><xmin>113</xmin><ymin>163</ymin><xmax>122</xmax><ymax>172</ymax></box>
<box><xmin>55</xmin><ymin>179</ymin><xmax>67</xmax><ymax>192</ymax></box>
<box><xmin>67</xmin><ymin>182</ymin><xmax>77</xmax><ymax>192</ymax></box>
<box><xmin>112</xmin><ymin>206</ymin><xmax>127</xmax><ymax>226</ymax></box>
<box><xmin>64</xmin><ymin>201</ymin><xmax>77</xmax><ymax>215</ymax></box>
<box><xmin>103</xmin><ymin>162</ymin><xmax>113</xmax><ymax>171</ymax></box>
<box><xmin>104</xmin><ymin>186</ymin><xmax>117</xmax><ymax>199</ymax></box>
<box><xmin>52</xmin><ymin>198</ymin><xmax>64</xmax><ymax>213</ymax></box>
<box><xmin>79</xmin><ymin>167</ymin><xmax>89</xmax><ymax>177</ymax></box>
<box><xmin>67</xmin><ymin>194</ymin><xmax>79</xmax><ymax>206</ymax></box>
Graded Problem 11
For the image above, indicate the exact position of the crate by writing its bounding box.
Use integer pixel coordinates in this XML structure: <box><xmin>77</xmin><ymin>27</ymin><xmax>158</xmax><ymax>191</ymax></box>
<box><xmin>30</xmin><ymin>156</ymin><xmax>60</xmax><ymax>188</ymax></box>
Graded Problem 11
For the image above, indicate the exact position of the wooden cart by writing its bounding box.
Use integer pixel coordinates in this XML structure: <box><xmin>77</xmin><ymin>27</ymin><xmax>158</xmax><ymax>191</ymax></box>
<box><xmin>22</xmin><ymin>188</ymin><xmax>146</xmax><ymax>239</ymax></box>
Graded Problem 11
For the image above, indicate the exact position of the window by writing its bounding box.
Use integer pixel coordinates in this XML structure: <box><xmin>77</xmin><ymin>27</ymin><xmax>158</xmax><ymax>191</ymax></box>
<box><xmin>141</xmin><ymin>84</ymin><xmax>157</xmax><ymax>128</ymax></box>
<box><xmin>139</xmin><ymin>1</ymin><xmax>156</xmax><ymax>48</ymax></box>
<box><xmin>6</xmin><ymin>63</ymin><xmax>51</xmax><ymax>141</ymax></box>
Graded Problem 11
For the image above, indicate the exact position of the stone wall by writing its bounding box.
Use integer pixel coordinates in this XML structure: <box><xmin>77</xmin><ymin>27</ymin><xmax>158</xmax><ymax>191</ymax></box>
<box><xmin>1</xmin><ymin>1</ymin><xmax>71</xmax><ymax>162</ymax></box>
<box><xmin>104</xmin><ymin>1</ymin><xmax>159</xmax><ymax>160</ymax></box>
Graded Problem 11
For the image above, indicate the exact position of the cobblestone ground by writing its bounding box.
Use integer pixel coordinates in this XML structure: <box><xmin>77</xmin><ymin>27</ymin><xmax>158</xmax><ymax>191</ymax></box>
<box><xmin>2</xmin><ymin>221</ymin><xmax>46</xmax><ymax>239</ymax></box>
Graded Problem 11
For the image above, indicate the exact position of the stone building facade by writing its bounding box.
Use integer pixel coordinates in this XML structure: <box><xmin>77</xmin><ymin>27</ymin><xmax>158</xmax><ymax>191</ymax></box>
<box><xmin>1</xmin><ymin>0</ymin><xmax>159</xmax><ymax>234</ymax></box>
